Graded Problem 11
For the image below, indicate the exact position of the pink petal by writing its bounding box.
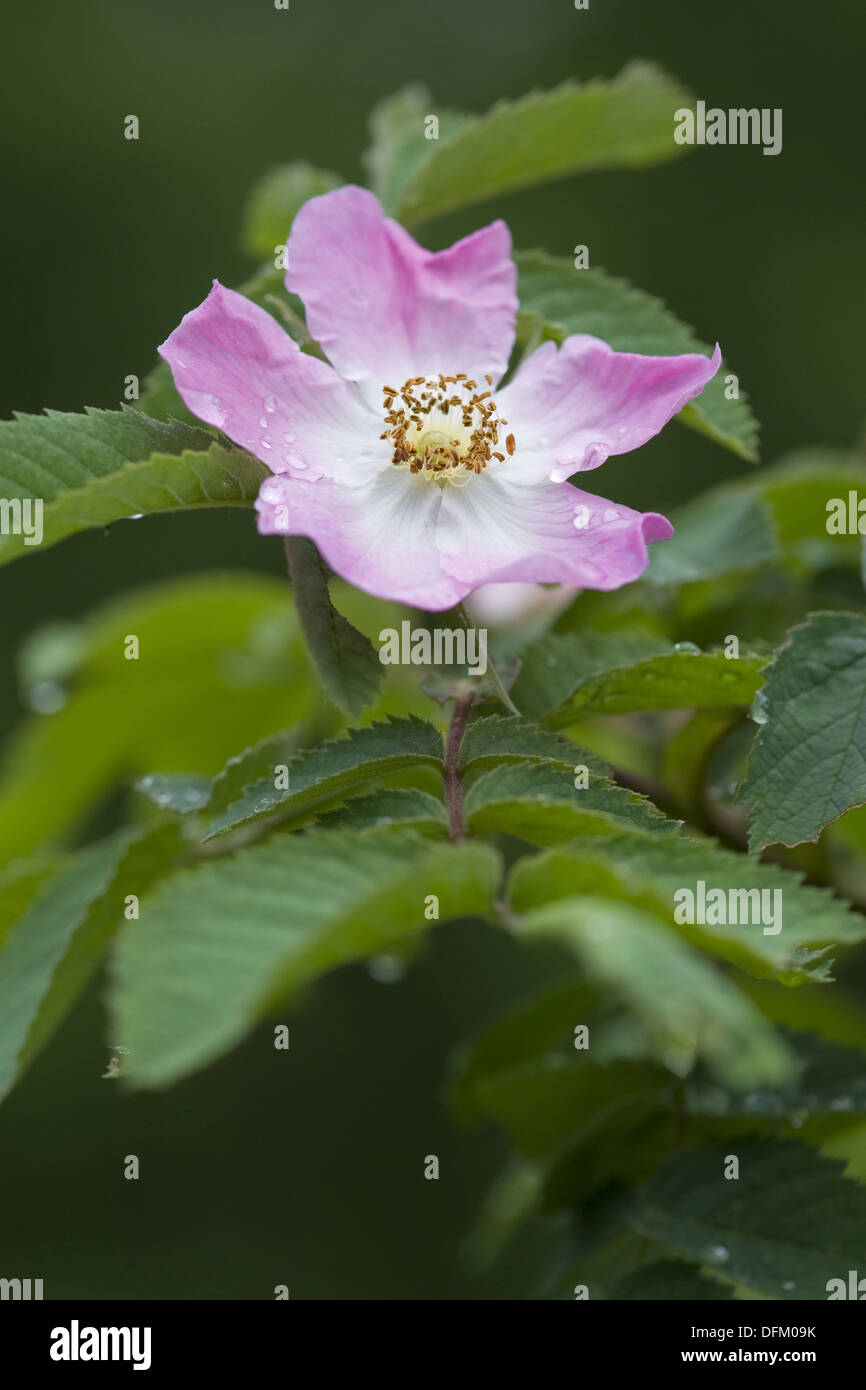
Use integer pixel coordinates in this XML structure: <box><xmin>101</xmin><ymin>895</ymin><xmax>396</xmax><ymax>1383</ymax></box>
<box><xmin>159</xmin><ymin>280</ymin><xmax>384</xmax><ymax>485</ymax></box>
<box><xmin>255</xmin><ymin>471</ymin><xmax>466</xmax><ymax>611</ymax></box>
<box><xmin>436</xmin><ymin>473</ymin><xmax>673</xmax><ymax>591</ymax></box>
<box><xmin>466</xmin><ymin>582</ymin><xmax>579</xmax><ymax>628</ymax></box>
<box><xmin>286</xmin><ymin>186</ymin><xmax>518</xmax><ymax>406</ymax></box>
<box><xmin>498</xmin><ymin>336</ymin><xmax>722</xmax><ymax>484</ymax></box>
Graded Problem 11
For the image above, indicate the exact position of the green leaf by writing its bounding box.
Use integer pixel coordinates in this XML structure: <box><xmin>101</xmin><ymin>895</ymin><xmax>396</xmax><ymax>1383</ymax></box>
<box><xmin>630</xmin><ymin>1139</ymin><xmax>866</xmax><ymax>1299</ymax></box>
<box><xmin>739</xmin><ymin>977</ymin><xmax>866</xmax><ymax>1052</ymax></box>
<box><xmin>0</xmin><ymin>823</ymin><xmax>181</xmax><ymax>1100</ymax></box>
<box><xmin>459</xmin><ymin>1159</ymin><xmax>545</xmax><ymax>1272</ymax></box>
<box><xmin>459</xmin><ymin>715</ymin><xmax>576</xmax><ymax>771</ymax></box>
<box><xmin>516</xmin><ymin>251</ymin><xmax>758</xmax><ymax>462</ymax></box>
<box><xmin>241</xmin><ymin>162</ymin><xmax>344</xmax><ymax>260</ymax></box>
<box><xmin>647</xmin><ymin>489</ymin><xmax>778</xmax><ymax>586</ymax></box>
<box><xmin>391</xmin><ymin>63</ymin><xmax>693</xmax><ymax>226</ymax></box>
<box><xmin>0</xmin><ymin>574</ymin><xmax>315</xmax><ymax>864</ymax></box>
<box><xmin>509</xmin><ymin>628</ymin><xmax>667</xmax><ymax>717</ymax></box>
<box><xmin>12</xmin><ymin>443</ymin><xmax>266</xmax><ymax>565</ymax></box>
<box><xmin>452</xmin><ymin>980</ymin><xmax>674</xmax><ymax>1175</ymax></box>
<box><xmin>317</xmin><ymin>787</ymin><xmax>448</xmax><ymax>835</ymax></box>
<box><xmin>464</xmin><ymin>1054</ymin><xmax>669</xmax><ymax>1160</ymax></box>
<box><xmin>465</xmin><ymin>761</ymin><xmax>679</xmax><ymax>845</ymax></box>
<box><xmin>507</xmin><ymin>833</ymin><xmax>866</xmax><ymax>982</ymax></box>
<box><xmin>201</xmin><ymin>717</ymin><xmax>444</xmax><ymax>841</ymax></box>
<box><xmin>758</xmin><ymin>447</ymin><xmax>866</xmax><ymax>566</ymax></box>
<box><xmin>662</xmin><ymin>709</ymin><xmax>741</xmax><ymax>819</ymax></box>
<box><xmin>742</xmin><ymin>612</ymin><xmax>866</xmax><ymax>850</ymax></box>
<box><xmin>0</xmin><ymin>854</ymin><xmax>67</xmax><ymax>952</ymax></box>
<box><xmin>110</xmin><ymin>831</ymin><xmax>501</xmax><ymax>1086</ymax></box>
<box><xmin>0</xmin><ymin>408</ymin><xmax>261</xmax><ymax>566</ymax></box>
<box><xmin>639</xmin><ymin>447</ymin><xmax>866</xmax><ymax>592</ymax></box>
<box><xmin>135</xmin><ymin>774</ymin><xmax>212</xmax><ymax>813</ymax></box>
<box><xmin>612</xmin><ymin>1259</ymin><xmax>734</xmax><ymax>1300</ymax></box>
<box><xmin>513</xmin><ymin>896</ymin><xmax>794</xmax><ymax>1089</ymax></box>
<box><xmin>453</xmin><ymin>979</ymin><xmax>600</xmax><ymax>1123</ymax></box>
<box><xmin>510</xmin><ymin>630</ymin><xmax>763</xmax><ymax>726</ymax></box>
<box><xmin>419</xmin><ymin>652</ymin><xmax>522</xmax><ymax>711</ymax></box>
<box><xmin>285</xmin><ymin>536</ymin><xmax>384</xmax><ymax>718</ymax></box>
<box><xmin>684</xmin><ymin>1030</ymin><xmax>866</xmax><ymax>1121</ymax></box>
<box><xmin>364</xmin><ymin>85</ymin><xmax>469</xmax><ymax>216</ymax></box>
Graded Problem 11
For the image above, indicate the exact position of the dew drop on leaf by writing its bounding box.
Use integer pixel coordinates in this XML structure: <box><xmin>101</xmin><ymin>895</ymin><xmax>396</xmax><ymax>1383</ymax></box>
<box><xmin>750</xmin><ymin>689</ymin><xmax>769</xmax><ymax>725</ymax></box>
<box><xmin>26</xmin><ymin>680</ymin><xmax>67</xmax><ymax>714</ymax></box>
<box><xmin>829</xmin><ymin>1095</ymin><xmax>854</xmax><ymax>1111</ymax></box>
<box><xmin>367</xmin><ymin>954</ymin><xmax>405</xmax><ymax>984</ymax></box>
<box><xmin>703</xmin><ymin>1244</ymin><xmax>730</xmax><ymax>1264</ymax></box>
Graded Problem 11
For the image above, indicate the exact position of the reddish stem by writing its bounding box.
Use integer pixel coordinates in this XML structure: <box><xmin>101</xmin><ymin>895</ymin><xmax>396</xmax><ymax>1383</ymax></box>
<box><xmin>443</xmin><ymin>693</ymin><xmax>474</xmax><ymax>840</ymax></box>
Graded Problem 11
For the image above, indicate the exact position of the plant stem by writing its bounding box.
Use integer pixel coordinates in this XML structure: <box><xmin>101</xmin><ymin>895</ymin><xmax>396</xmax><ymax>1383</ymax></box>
<box><xmin>443</xmin><ymin>692</ymin><xmax>474</xmax><ymax>840</ymax></box>
<box><xmin>456</xmin><ymin>603</ymin><xmax>521</xmax><ymax>716</ymax></box>
<box><xmin>485</xmin><ymin>653</ymin><xmax>521</xmax><ymax>716</ymax></box>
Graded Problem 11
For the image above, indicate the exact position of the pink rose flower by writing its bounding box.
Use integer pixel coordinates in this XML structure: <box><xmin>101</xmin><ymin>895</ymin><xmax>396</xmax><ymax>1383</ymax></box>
<box><xmin>160</xmin><ymin>187</ymin><xmax>720</xmax><ymax>611</ymax></box>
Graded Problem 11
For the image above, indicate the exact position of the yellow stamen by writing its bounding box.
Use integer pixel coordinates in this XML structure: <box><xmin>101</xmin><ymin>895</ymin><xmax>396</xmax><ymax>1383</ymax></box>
<box><xmin>381</xmin><ymin>374</ymin><xmax>514</xmax><ymax>485</ymax></box>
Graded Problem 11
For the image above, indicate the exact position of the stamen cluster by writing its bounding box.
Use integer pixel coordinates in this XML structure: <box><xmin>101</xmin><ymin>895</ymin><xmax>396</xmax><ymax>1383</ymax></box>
<box><xmin>380</xmin><ymin>374</ymin><xmax>515</xmax><ymax>485</ymax></box>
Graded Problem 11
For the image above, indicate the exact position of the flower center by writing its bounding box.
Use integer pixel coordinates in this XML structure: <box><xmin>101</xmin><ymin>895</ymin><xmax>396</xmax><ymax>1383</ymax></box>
<box><xmin>380</xmin><ymin>374</ymin><xmax>515</xmax><ymax>486</ymax></box>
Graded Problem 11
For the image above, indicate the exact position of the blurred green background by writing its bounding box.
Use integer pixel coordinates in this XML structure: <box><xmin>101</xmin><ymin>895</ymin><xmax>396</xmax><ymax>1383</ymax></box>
<box><xmin>1</xmin><ymin>0</ymin><xmax>863</xmax><ymax>1297</ymax></box>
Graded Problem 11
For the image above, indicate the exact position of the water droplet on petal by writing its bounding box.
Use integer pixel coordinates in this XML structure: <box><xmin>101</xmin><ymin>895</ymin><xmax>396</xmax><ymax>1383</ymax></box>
<box><xmin>258</xmin><ymin>416</ymin><xmax>269</xmax><ymax>429</ymax></box>
<box><xmin>260</xmin><ymin>439</ymin><xmax>272</xmax><ymax>451</ymax></box>
<box><xmin>263</xmin><ymin>395</ymin><xmax>278</xmax><ymax>413</ymax></box>
<box><xmin>283</xmin><ymin>432</ymin><xmax>296</xmax><ymax>444</ymax></box>
<box><xmin>573</xmin><ymin>504</ymin><xmax>591</xmax><ymax>531</ymax></box>
<box><xmin>285</xmin><ymin>454</ymin><xmax>306</xmax><ymax>470</ymax></box>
